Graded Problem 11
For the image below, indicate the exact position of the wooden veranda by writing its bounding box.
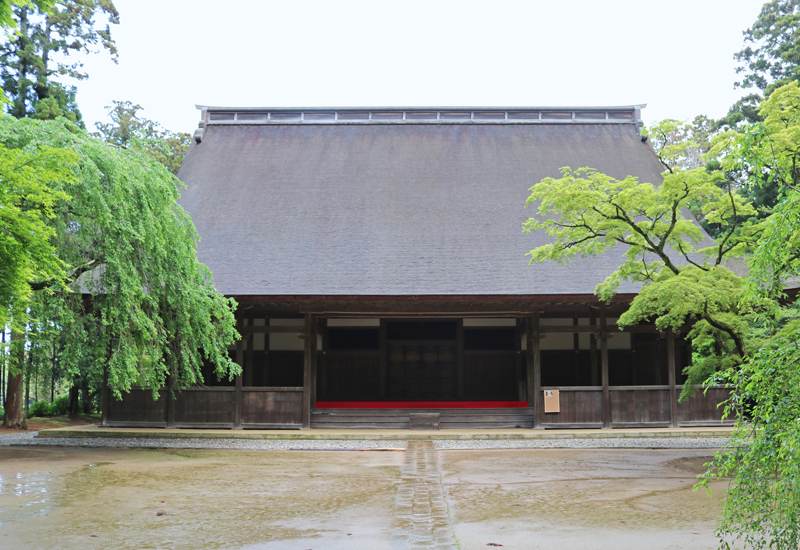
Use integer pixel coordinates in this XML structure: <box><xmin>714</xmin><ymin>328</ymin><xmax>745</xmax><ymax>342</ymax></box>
<box><xmin>103</xmin><ymin>297</ymin><xmax>731</xmax><ymax>430</ymax></box>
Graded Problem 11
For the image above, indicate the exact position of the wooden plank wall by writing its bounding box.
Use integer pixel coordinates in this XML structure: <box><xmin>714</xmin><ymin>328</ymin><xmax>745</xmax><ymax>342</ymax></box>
<box><xmin>539</xmin><ymin>389</ymin><xmax>603</xmax><ymax>428</ymax></box>
<box><xmin>609</xmin><ymin>388</ymin><xmax>671</xmax><ymax>426</ymax></box>
<box><xmin>173</xmin><ymin>389</ymin><xmax>236</xmax><ymax>428</ymax></box>
<box><xmin>106</xmin><ymin>389</ymin><xmax>168</xmax><ymax>427</ymax></box>
<box><xmin>677</xmin><ymin>387</ymin><xmax>733</xmax><ymax>425</ymax></box>
<box><xmin>241</xmin><ymin>388</ymin><xmax>303</xmax><ymax>428</ymax></box>
<box><xmin>106</xmin><ymin>387</ymin><xmax>304</xmax><ymax>429</ymax></box>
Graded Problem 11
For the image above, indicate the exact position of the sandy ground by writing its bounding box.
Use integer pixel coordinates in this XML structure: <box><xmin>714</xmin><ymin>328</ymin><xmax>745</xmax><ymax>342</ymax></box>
<box><xmin>0</xmin><ymin>445</ymin><xmax>727</xmax><ymax>549</ymax></box>
<box><xmin>440</xmin><ymin>449</ymin><xmax>725</xmax><ymax>550</ymax></box>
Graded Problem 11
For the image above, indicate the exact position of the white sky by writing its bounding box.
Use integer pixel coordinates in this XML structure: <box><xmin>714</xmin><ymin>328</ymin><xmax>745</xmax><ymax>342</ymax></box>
<box><xmin>74</xmin><ymin>0</ymin><xmax>767</xmax><ymax>134</ymax></box>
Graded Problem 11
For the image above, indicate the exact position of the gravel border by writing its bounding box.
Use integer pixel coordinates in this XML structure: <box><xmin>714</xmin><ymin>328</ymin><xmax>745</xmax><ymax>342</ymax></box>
<box><xmin>0</xmin><ymin>432</ymin><xmax>727</xmax><ymax>451</ymax></box>
<box><xmin>0</xmin><ymin>432</ymin><xmax>406</xmax><ymax>450</ymax></box>
<box><xmin>433</xmin><ymin>438</ymin><xmax>728</xmax><ymax>449</ymax></box>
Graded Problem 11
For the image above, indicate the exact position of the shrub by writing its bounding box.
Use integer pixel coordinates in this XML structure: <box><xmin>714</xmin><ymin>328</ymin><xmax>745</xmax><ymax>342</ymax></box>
<box><xmin>50</xmin><ymin>395</ymin><xmax>68</xmax><ymax>416</ymax></box>
<box><xmin>28</xmin><ymin>400</ymin><xmax>52</xmax><ymax>418</ymax></box>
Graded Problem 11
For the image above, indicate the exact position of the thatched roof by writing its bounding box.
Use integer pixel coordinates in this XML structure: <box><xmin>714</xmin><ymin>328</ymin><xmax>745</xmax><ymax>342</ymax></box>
<box><xmin>177</xmin><ymin>107</ymin><xmax>664</xmax><ymax>296</ymax></box>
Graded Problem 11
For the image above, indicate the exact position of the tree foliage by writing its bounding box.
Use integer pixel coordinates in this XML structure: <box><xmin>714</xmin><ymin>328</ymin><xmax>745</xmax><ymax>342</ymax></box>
<box><xmin>0</xmin><ymin>0</ymin><xmax>118</xmax><ymax>124</ymax></box>
<box><xmin>734</xmin><ymin>0</ymin><xmax>800</xmax><ymax>97</ymax></box>
<box><xmin>0</xmin><ymin>116</ymin><xmax>239</xmax><ymax>402</ymax></box>
<box><xmin>694</xmin><ymin>81</ymin><xmax>800</xmax><ymax>550</ymax></box>
<box><xmin>0</xmin><ymin>123</ymin><xmax>72</xmax><ymax>332</ymax></box>
<box><xmin>524</xmin><ymin>83</ymin><xmax>800</xmax><ymax>549</ymax></box>
<box><xmin>93</xmin><ymin>100</ymin><xmax>192</xmax><ymax>174</ymax></box>
<box><xmin>524</xmin><ymin>122</ymin><xmax>758</xmax><ymax>394</ymax></box>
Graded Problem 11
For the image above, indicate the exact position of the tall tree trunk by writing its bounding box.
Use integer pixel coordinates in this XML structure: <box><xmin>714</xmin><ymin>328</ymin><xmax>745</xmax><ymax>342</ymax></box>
<box><xmin>67</xmin><ymin>383</ymin><xmax>79</xmax><ymax>418</ymax></box>
<box><xmin>24</xmin><ymin>370</ymin><xmax>30</xmax><ymax>417</ymax></box>
<box><xmin>50</xmin><ymin>356</ymin><xmax>55</xmax><ymax>403</ymax></box>
<box><xmin>12</xmin><ymin>10</ymin><xmax>30</xmax><ymax>118</ymax></box>
<box><xmin>81</xmin><ymin>377</ymin><xmax>92</xmax><ymax>415</ymax></box>
<box><xmin>1</xmin><ymin>329</ymin><xmax>5</xmax><ymax>408</ymax></box>
<box><xmin>2</xmin><ymin>330</ymin><xmax>28</xmax><ymax>430</ymax></box>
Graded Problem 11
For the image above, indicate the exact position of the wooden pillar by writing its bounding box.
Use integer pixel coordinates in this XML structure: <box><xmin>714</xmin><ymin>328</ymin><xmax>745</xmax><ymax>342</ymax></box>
<box><xmin>302</xmin><ymin>312</ymin><xmax>313</xmax><ymax>428</ymax></box>
<box><xmin>244</xmin><ymin>310</ymin><xmax>254</xmax><ymax>387</ymax></box>
<box><xmin>379</xmin><ymin>319</ymin><xmax>387</xmax><ymax>398</ymax></box>
<box><xmin>667</xmin><ymin>331</ymin><xmax>678</xmax><ymax>428</ymax></box>
<box><xmin>590</xmin><ymin>309</ymin><xmax>599</xmax><ymax>386</ymax></box>
<box><xmin>101</xmin><ymin>363</ymin><xmax>109</xmax><ymax>427</ymax></box>
<box><xmin>527</xmin><ymin>313</ymin><xmax>541</xmax><ymax>428</ymax></box>
<box><xmin>234</xmin><ymin>313</ymin><xmax>244</xmax><ymax>429</ymax></box>
<box><xmin>600</xmin><ymin>308</ymin><xmax>611</xmax><ymax>428</ymax></box>
<box><xmin>515</xmin><ymin>319</ymin><xmax>524</xmax><ymax>401</ymax></box>
<box><xmin>165</xmin><ymin>375</ymin><xmax>174</xmax><ymax>428</ymax></box>
<box><xmin>310</xmin><ymin>317</ymin><xmax>318</xmax><ymax>409</ymax></box>
<box><xmin>318</xmin><ymin>319</ymin><xmax>328</xmax><ymax>401</ymax></box>
<box><xmin>456</xmin><ymin>319</ymin><xmax>465</xmax><ymax>399</ymax></box>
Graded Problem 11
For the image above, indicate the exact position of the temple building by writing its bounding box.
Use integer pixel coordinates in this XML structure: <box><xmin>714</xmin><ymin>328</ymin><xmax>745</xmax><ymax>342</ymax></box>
<box><xmin>104</xmin><ymin>106</ymin><xmax>730</xmax><ymax>429</ymax></box>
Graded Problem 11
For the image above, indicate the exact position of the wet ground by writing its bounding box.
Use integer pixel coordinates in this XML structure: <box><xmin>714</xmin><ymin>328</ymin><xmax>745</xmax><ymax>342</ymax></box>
<box><xmin>0</xmin><ymin>444</ymin><xmax>725</xmax><ymax>549</ymax></box>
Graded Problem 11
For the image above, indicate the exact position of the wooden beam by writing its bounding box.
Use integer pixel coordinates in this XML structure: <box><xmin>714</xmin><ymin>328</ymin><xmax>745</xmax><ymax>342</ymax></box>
<box><xmin>600</xmin><ymin>308</ymin><xmax>611</xmax><ymax>428</ymax></box>
<box><xmin>302</xmin><ymin>313</ymin><xmax>312</xmax><ymax>428</ymax></box>
<box><xmin>667</xmin><ymin>331</ymin><xmax>678</xmax><ymax>428</ymax></box>
<box><xmin>238</xmin><ymin>325</ymin><xmax>305</xmax><ymax>334</ymax></box>
<box><xmin>535</xmin><ymin>325</ymin><xmax>660</xmax><ymax>333</ymax></box>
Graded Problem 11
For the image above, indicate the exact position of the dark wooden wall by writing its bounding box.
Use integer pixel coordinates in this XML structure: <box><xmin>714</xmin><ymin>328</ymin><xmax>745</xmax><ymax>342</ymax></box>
<box><xmin>106</xmin><ymin>389</ymin><xmax>168</xmax><ymax>427</ymax></box>
<box><xmin>538</xmin><ymin>389</ymin><xmax>604</xmax><ymax>428</ymax></box>
<box><xmin>104</xmin><ymin>308</ymin><xmax>732</xmax><ymax>430</ymax></box>
<box><xmin>106</xmin><ymin>387</ymin><xmax>303</xmax><ymax>429</ymax></box>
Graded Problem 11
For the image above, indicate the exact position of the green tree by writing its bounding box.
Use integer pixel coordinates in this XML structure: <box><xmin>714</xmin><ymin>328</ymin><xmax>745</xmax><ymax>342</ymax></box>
<box><xmin>1</xmin><ymin>116</ymin><xmax>239</xmax><ymax>429</ymax></box>
<box><xmin>0</xmin><ymin>1</ymin><xmax>52</xmax><ymax>30</ymax></box>
<box><xmin>524</xmin><ymin>121</ymin><xmax>759</xmax><ymax>394</ymax></box>
<box><xmin>94</xmin><ymin>100</ymin><xmax>192</xmax><ymax>174</ymax></box>
<box><xmin>698</xmin><ymin>82</ymin><xmax>800</xmax><ymax>550</ymax></box>
<box><xmin>0</xmin><ymin>0</ymin><xmax>118</xmax><ymax>124</ymax></box>
<box><xmin>0</xmin><ymin>115</ymin><xmax>72</xmax><ymax>429</ymax></box>
<box><xmin>734</xmin><ymin>0</ymin><xmax>800</xmax><ymax>98</ymax></box>
<box><xmin>0</xmin><ymin>133</ymin><xmax>72</xmax><ymax>331</ymax></box>
<box><xmin>524</xmin><ymin>84</ymin><xmax>800</xmax><ymax>549</ymax></box>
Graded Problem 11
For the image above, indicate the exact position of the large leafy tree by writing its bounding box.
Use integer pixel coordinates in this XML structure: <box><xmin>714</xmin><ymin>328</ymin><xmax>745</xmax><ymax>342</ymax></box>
<box><xmin>0</xmin><ymin>0</ymin><xmax>118</xmax><ymax>124</ymax></box>
<box><xmin>94</xmin><ymin>100</ymin><xmax>192</xmax><ymax>174</ymax></box>
<box><xmin>0</xmin><ymin>116</ymin><xmax>73</xmax><ymax>429</ymax></box>
<box><xmin>524</xmin><ymin>120</ymin><xmax>759</xmax><ymax>393</ymax></box>
<box><xmin>698</xmin><ymin>81</ymin><xmax>800</xmax><ymax>550</ymax></box>
<box><xmin>524</xmin><ymin>83</ymin><xmax>800</xmax><ymax>548</ymax></box>
<box><xmin>734</xmin><ymin>0</ymin><xmax>800</xmax><ymax>98</ymax></box>
<box><xmin>1</xmin><ymin>117</ymin><xmax>239</xmax><ymax>429</ymax></box>
<box><xmin>0</xmin><ymin>135</ymin><xmax>72</xmax><ymax>331</ymax></box>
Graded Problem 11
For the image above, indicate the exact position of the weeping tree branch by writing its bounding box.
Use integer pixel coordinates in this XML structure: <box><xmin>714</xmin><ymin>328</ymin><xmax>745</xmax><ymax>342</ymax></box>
<box><xmin>28</xmin><ymin>257</ymin><xmax>102</xmax><ymax>292</ymax></box>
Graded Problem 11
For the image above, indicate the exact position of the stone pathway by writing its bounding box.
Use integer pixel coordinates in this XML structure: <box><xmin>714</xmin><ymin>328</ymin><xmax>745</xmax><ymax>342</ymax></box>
<box><xmin>395</xmin><ymin>440</ymin><xmax>459</xmax><ymax>550</ymax></box>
